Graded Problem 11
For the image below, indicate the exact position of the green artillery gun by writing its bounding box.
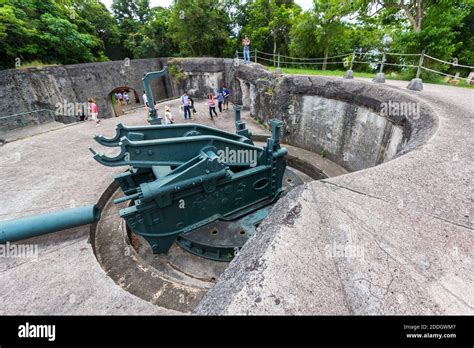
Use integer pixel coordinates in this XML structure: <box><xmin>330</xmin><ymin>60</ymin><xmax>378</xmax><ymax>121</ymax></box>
<box><xmin>90</xmin><ymin>108</ymin><xmax>288</xmax><ymax>261</ymax></box>
<box><xmin>0</xmin><ymin>65</ymin><xmax>290</xmax><ymax>262</ymax></box>
<box><xmin>0</xmin><ymin>205</ymin><xmax>100</xmax><ymax>244</ymax></box>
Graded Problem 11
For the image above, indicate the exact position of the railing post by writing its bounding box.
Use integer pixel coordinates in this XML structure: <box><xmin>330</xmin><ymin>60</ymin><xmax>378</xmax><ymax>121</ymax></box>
<box><xmin>373</xmin><ymin>52</ymin><xmax>386</xmax><ymax>83</ymax></box>
<box><xmin>350</xmin><ymin>50</ymin><xmax>355</xmax><ymax>71</ymax></box>
<box><xmin>344</xmin><ymin>49</ymin><xmax>356</xmax><ymax>79</ymax></box>
<box><xmin>407</xmin><ymin>49</ymin><xmax>424</xmax><ymax>91</ymax></box>
<box><xmin>275</xmin><ymin>53</ymin><xmax>282</xmax><ymax>74</ymax></box>
<box><xmin>416</xmin><ymin>49</ymin><xmax>425</xmax><ymax>79</ymax></box>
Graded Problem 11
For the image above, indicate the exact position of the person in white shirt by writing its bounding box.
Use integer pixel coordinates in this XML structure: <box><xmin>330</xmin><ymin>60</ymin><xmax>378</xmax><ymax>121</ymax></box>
<box><xmin>181</xmin><ymin>91</ymin><xmax>191</xmax><ymax>119</ymax></box>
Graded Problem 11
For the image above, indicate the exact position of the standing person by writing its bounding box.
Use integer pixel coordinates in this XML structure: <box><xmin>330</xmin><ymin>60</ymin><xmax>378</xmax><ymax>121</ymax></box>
<box><xmin>117</xmin><ymin>92</ymin><xmax>124</xmax><ymax>105</ymax></box>
<box><xmin>217</xmin><ymin>89</ymin><xmax>224</xmax><ymax>113</ymax></box>
<box><xmin>124</xmin><ymin>92</ymin><xmax>130</xmax><ymax>105</ymax></box>
<box><xmin>189</xmin><ymin>97</ymin><xmax>197</xmax><ymax>120</ymax></box>
<box><xmin>163</xmin><ymin>105</ymin><xmax>174</xmax><ymax>125</ymax></box>
<box><xmin>142</xmin><ymin>91</ymin><xmax>149</xmax><ymax>108</ymax></box>
<box><xmin>207</xmin><ymin>93</ymin><xmax>218</xmax><ymax>120</ymax></box>
<box><xmin>147</xmin><ymin>101</ymin><xmax>162</xmax><ymax>123</ymax></box>
<box><xmin>223</xmin><ymin>86</ymin><xmax>231</xmax><ymax>111</ymax></box>
<box><xmin>181</xmin><ymin>91</ymin><xmax>191</xmax><ymax>120</ymax></box>
<box><xmin>88</xmin><ymin>98</ymin><xmax>100</xmax><ymax>126</ymax></box>
<box><xmin>242</xmin><ymin>35</ymin><xmax>250</xmax><ymax>64</ymax></box>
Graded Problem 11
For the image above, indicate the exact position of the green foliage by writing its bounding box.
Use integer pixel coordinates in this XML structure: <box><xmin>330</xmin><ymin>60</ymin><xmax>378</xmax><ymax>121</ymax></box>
<box><xmin>168</xmin><ymin>0</ymin><xmax>234</xmax><ymax>57</ymax></box>
<box><xmin>122</xmin><ymin>6</ymin><xmax>177</xmax><ymax>59</ymax></box>
<box><xmin>168</xmin><ymin>61</ymin><xmax>186</xmax><ymax>84</ymax></box>
<box><xmin>0</xmin><ymin>0</ymin><xmax>472</xmax><ymax>75</ymax></box>
<box><xmin>239</xmin><ymin>0</ymin><xmax>301</xmax><ymax>57</ymax></box>
<box><xmin>0</xmin><ymin>0</ymin><xmax>108</xmax><ymax>69</ymax></box>
<box><xmin>290</xmin><ymin>0</ymin><xmax>354</xmax><ymax>59</ymax></box>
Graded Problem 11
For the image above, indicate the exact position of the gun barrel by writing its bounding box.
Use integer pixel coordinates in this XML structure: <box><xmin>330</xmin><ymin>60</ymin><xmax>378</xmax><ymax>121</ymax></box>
<box><xmin>0</xmin><ymin>205</ymin><xmax>100</xmax><ymax>243</ymax></box>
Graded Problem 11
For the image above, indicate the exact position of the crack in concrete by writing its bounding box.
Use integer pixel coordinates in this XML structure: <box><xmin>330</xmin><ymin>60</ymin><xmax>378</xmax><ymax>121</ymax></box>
<box><xmin>320</xmin><ymin>180</ymin><xmax>473</xmax><ymax>230</ymax></box>
<box><xmin>307</xmin><ymin>185</ymin><xmax>354</xmax><ymax>314</ymax></box>
<box><xmin>329</xmin><ymin>194</ymin><xmax>474</xmax><ymax>311</ymax></box>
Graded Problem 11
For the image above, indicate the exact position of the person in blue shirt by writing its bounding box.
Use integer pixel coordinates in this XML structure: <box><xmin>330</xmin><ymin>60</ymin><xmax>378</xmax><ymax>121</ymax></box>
<box><xmin>217</xmin><ymin>89</ymin><xmax>225</xmax><ymax>113</ymax></box>
<box><xmin>181</xmin><ymin>91</ymin><xmax>191</xmax><ymax>119</ymax></box>
<box><xmin>223</xmin><ymin>86</ymin><xmax>231</xmax><ymax>111</ymax></box>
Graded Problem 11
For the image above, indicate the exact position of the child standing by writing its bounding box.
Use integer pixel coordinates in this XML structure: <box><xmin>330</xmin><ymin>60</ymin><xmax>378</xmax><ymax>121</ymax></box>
<box><xmin>208</xmin><ymin>94</ymin><xmax>218</xmax><ymax>120</ymax></box>
<box><xmin>164</xmin><ymin>105</ymin><xmax>174</xmax><ymax>125</ymax></box>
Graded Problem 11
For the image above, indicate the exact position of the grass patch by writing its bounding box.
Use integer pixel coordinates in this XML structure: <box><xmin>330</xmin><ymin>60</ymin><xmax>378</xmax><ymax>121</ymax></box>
<box><xmin>268</xmin><ymin>66</ymin><xmax>376</xmax><ymax>79</ymax></box>
<box><xmin>16</xmin><ymin>60</ymin><xmax>59</xmax><ymax>69</ymax></box>
<box><xmin>268</xmin><ymin>66</ymin><xmax>474</xmax><ymax>89</ymax></box>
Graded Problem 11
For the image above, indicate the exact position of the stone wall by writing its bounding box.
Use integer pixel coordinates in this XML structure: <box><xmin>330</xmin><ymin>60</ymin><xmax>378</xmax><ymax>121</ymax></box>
<box><xmin>0</xmin><ymin>57</ymin><xmax>436</xmax><ymax>172</ymax></box>
<box><xmin>0</xmin><ymin>58</ymin><xmax>172</xmax><ymax>131</ymax></box>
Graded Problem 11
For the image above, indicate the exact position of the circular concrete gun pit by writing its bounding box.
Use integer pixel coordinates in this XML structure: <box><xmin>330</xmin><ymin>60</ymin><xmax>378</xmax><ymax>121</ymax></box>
<box><xmin>92</xmin><ymin>166</ymin><xmax>313</xmax><ymax>313</ymax></box>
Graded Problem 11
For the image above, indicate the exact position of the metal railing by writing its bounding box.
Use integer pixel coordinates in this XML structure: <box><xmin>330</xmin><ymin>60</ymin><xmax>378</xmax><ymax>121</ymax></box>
<box><xmin>0</xmin><ymin>109</ymin><xmax>80</xmax><ymax>132</ymax></box>
<box><xmin>236</xmin><ymin>49</ymin><xmax>474</xmax><ymax>83</ymax></box>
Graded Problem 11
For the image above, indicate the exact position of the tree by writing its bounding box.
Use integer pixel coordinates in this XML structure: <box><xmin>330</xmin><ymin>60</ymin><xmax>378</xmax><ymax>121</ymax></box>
<box><xmin>74</xmin><ymin>0</ymin><xmax>122</xmax><ymax>60</ymax></box>
<box><xmin>124</xmin><ymin>6</ymin><xmax>178</xmax><ymax>58</ymax></box>
<box><xmin>0</xmin><ymin>0</ymin><xmax>107</xmax><ymax>69</ymax></box>
<box><xmin>168</xmin><ymin>0</ymin><xmax>234</xmax><ymax>57</ymax></box>
<box><xmin>238</xmin><ymin>0</ymin><xmax>301</xmax><ymax>60</ymax></box>
<box><xmin>289</xmin><ymin>0</ymin><xmax>354</xmax><ymax>70</ymax></box>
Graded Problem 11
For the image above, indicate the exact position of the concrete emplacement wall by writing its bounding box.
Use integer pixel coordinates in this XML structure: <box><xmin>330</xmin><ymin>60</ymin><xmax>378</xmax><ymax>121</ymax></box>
<box><xmin>0</xmin><ymin>56</ymin><xmax>436</xmax><ymax>172</ymax></box>
<box><xmin>171</xmin><ymin>58</ymin><xmax>436</xmax><ymax>172</ymax></box>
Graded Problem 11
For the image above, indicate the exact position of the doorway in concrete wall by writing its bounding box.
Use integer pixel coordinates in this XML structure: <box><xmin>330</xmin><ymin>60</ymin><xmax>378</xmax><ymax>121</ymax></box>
<box><xmin>109</xmin><ymin>87</ymin><xmax>141</xmax><ymax>117</ymax></box>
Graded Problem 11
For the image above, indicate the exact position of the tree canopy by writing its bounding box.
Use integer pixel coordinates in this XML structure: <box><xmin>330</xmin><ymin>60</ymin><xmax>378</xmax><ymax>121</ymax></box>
<box><xmin>0</xmin><ymin>0</ymin><xmax>472</xmax><ymax>71</ymax></box>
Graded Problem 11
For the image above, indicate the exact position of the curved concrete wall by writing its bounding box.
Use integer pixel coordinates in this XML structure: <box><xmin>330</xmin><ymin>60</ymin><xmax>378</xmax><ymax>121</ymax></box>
<box><xmin>0</xmin><ymin>58</ymin><xmax>173</xmax><ymax>131</ymax></box>
<box><xmin>229</xmin><ymin>63</ymin><xmax>436</xmax><ymax>172</ymax></box>
<box><xmin>171</xmin><ymin>58</ymin><xmax>436</xmax><ymax>172</ymax></box>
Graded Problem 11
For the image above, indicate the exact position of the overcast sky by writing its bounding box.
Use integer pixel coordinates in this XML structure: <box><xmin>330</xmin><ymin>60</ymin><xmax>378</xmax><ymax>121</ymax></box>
<box><xmin>100</xmin><ymin>0</ymin><xmax>314</xmax><ymax>12</ymax></box>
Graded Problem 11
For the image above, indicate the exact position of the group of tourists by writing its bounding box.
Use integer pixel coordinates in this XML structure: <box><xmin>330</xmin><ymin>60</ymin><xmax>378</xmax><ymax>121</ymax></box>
<box><xmin>115</xmin><ymin>91</ymin><xmax>131</xmax><ymax>105</ymax></box>
<box><xmin>180</xmin><ymin>87</ymin><xmax>230</xmax><ymax>121</ymax></box>
<box><xmin>114</xmin><ymin>91</ymin><xmax>131</xmax><ymax>105</ymax></box>
<box><xmin>142</xmin><ymin>85</ymin><xmax>231</xmax><ymax>124</ymax></box>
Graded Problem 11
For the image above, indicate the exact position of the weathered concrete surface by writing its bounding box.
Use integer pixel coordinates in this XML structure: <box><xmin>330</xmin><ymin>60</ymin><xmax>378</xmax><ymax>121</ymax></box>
<box><xmin>195</xmin><ymin>79</ymin><xmax>473</xmax><ymax>315</ymax></box>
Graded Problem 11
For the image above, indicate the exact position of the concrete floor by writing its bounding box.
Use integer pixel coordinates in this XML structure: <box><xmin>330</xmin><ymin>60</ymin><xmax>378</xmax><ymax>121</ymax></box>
<box><xmin>0</xmin><ymin>99</ymin><xmax>281</xmax><ymax>315</ymax></box>
<box><xmin>196</xmin><ymin>79</ymin><xmax>474</xmax><ymax>315</ymax></box>
<box><xmin>1</xmin><ymin>79</ymin><xmax>472</xmax><ymax>315</ymax></box>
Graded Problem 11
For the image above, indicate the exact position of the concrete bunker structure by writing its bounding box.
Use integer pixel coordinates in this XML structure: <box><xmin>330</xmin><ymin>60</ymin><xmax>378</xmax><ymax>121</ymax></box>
<box><xmin>0</xmin><ymin>58</ymin><xmax>471</xmax><ymax>315</ymax></box>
